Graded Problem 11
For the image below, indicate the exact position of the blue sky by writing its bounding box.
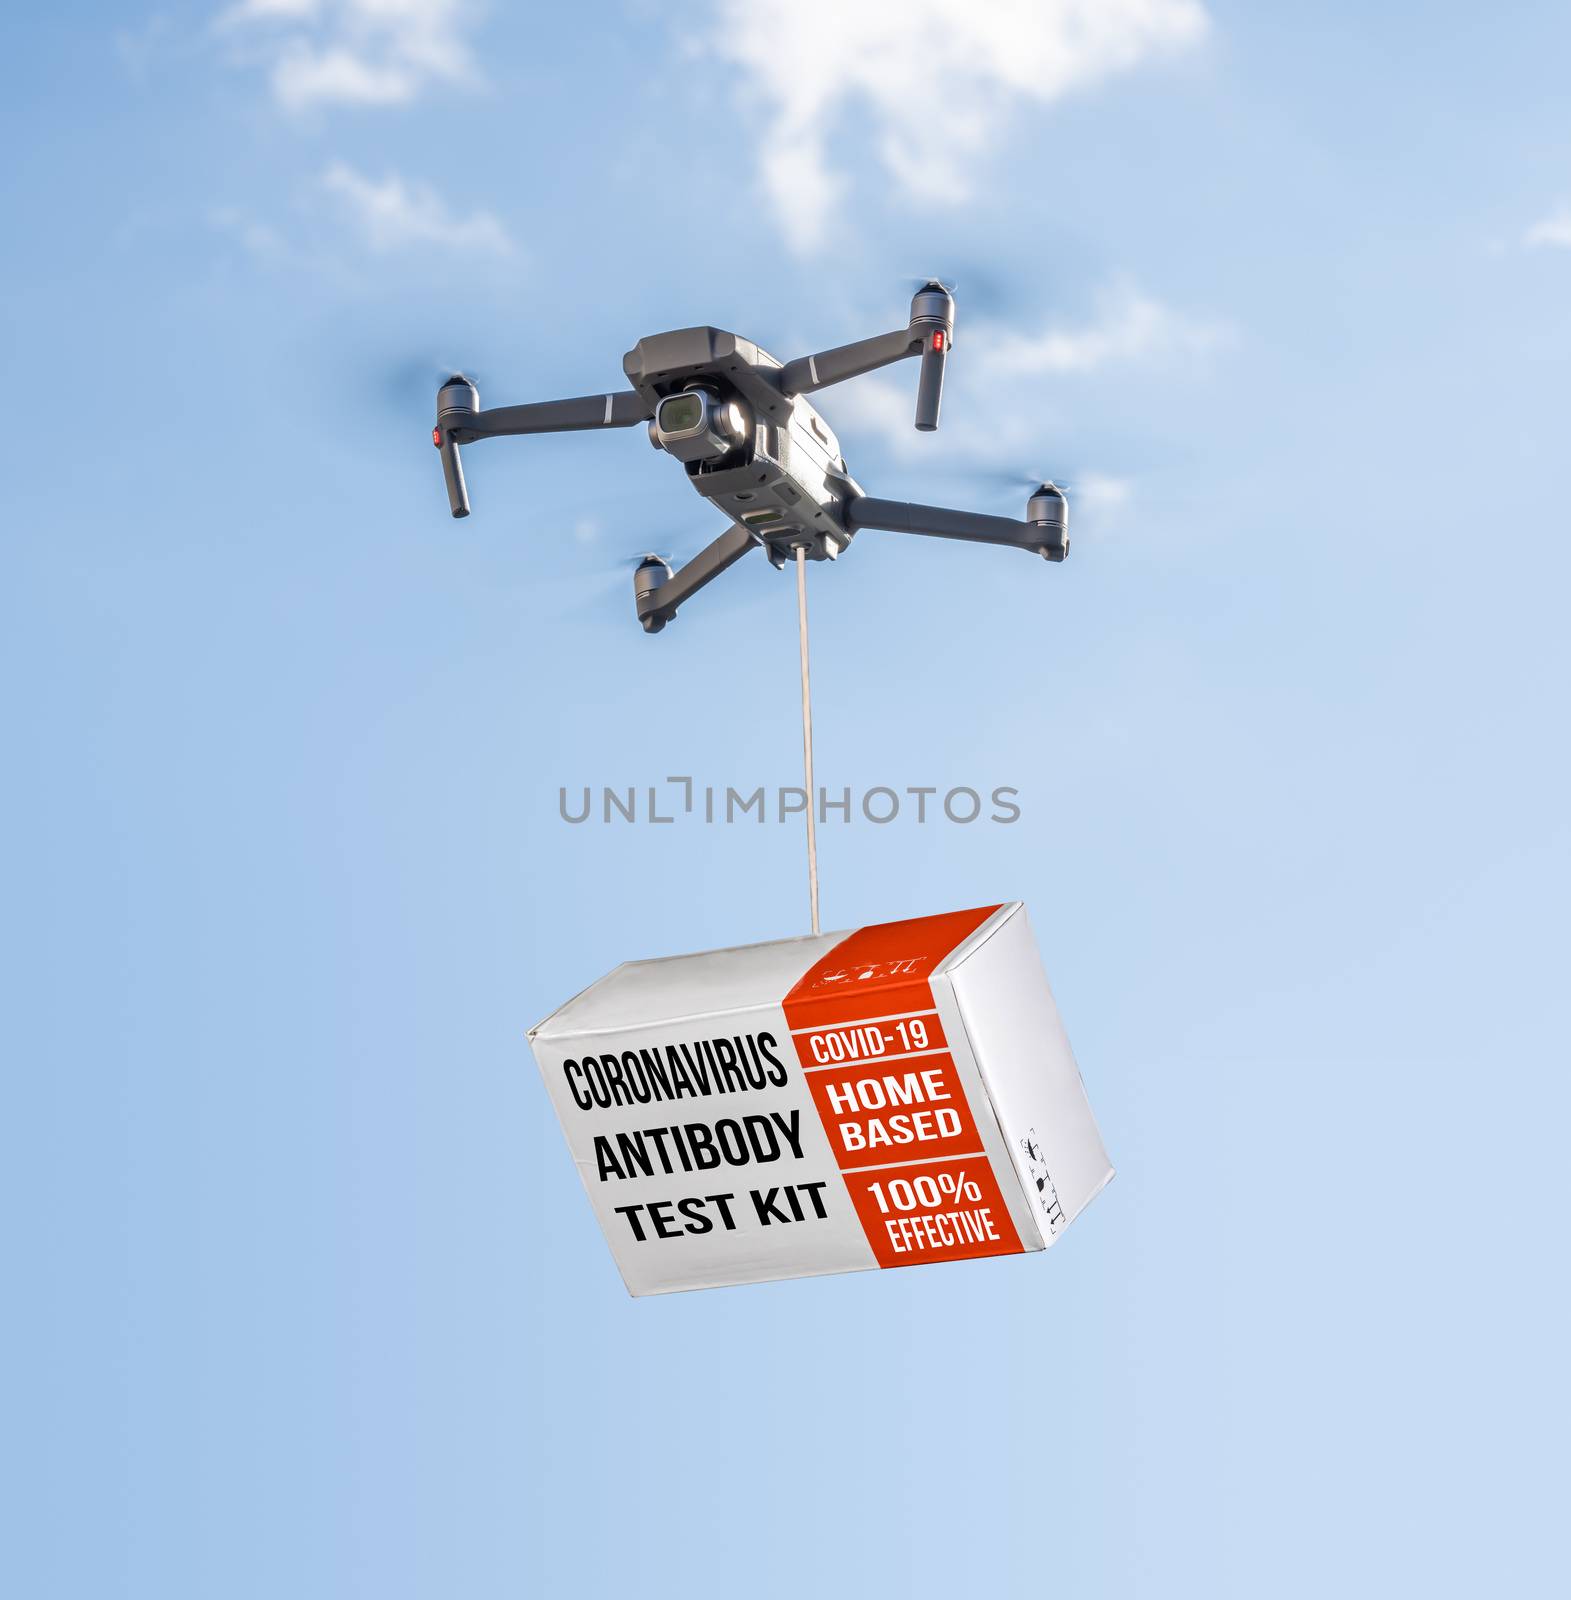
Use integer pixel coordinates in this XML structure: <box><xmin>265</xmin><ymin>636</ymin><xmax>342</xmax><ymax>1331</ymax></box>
<box><xmin>3</xmin><ymin>4</ymin><xmax>1568</xmax><ymax>1596</ymax></box>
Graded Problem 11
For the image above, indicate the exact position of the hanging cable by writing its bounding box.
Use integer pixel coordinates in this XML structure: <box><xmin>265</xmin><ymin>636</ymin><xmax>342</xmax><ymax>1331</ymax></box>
<box><xmin>794</xmin><ymin>546</ymin><xmax>820</xmax><ymax>935</ymax></box>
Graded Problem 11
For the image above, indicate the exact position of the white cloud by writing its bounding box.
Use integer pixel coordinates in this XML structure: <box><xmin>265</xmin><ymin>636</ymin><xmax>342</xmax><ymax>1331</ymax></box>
<box><xmin>978</xmin><ymin>281</ymin><xmax>1231</xmax><ymax>377</ymax></box>
<box><xmin>827</xmin><ymin>373</ymin><xmax>920</xmax><ymax>454</ymax></box>
<box><xmin>211</xmin><ymin>204</ymin><xmax>291</xmax><ymax>261</ymax></box>
<box><xmin>320</xmin><ymin>162</ymin><xmax>512</xmax><ymax>253</ymax></box>
<box><xmin>1072</xmin><ymin>470</ymin><xmax>1133</xmax><ymax>509</ymax></box>
<box><xmin>219</xmin><ymin>0</ymin><xmax>476</xmax><ymax>110</ymax></box>
<box><xmin>1523</xmin><ymin>205</ymin><xmax>1571</xmax><ymax>250</ymax></box>
<box><xmin>708</xmin><ymin>0</ymin><xmax>1209</xmax><ymax>252</ymax></box>
<box><xmin>829</xmin><ymin>282</ymin><xmax>1229</xmax><ymax>454</ymax></box>
<box><xmin>822</xmin><ymin>281</ymin><xmax>1227</xmax><ymax>522</ymax></box>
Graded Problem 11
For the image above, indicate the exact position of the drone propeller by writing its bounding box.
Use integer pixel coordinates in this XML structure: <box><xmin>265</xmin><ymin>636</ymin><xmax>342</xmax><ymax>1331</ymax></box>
<box><xmin>526</xmin><ymin>547</ymin><xmax>679</xmax><ymax>621</ymax></box>
<box><xmin>559</xmin><ymin>543</ymin><xmax>697</xmax><ymax>596</ymax></box>
<box><xmin>903</xmin><ymin>268</ymin><xmax>1013</xmax><ymax>317</ymax></box>
<box><xmin>968</xmin><ymin>466</ymin><xmax>1083</xmax><ymax>498</ymax></box>
<box><xmin>1019</xmin><ymin>469</ymin><xmax>1076</xmax><ymax>491</ymax></box>
<box><xmin>376</xmin><ymin>354</ymin><xmax>483</xmax><ymax>418</ymax></box>
<box><xmin>562</xmin><ymin>550</ymin><xmax>666</xmax><ymax>582</ymax></box>
<box><xmin>617</xmin><ymin>537</ymin><xmax>710</xmax><ymax>571</ymax></box>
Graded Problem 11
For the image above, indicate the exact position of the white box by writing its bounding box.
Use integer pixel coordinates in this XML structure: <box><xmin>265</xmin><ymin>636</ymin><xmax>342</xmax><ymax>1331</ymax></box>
<box><xmin>527</xmin><ymin>903</ymin><xmax>1113</xmax><ymax>1295</ymax></box>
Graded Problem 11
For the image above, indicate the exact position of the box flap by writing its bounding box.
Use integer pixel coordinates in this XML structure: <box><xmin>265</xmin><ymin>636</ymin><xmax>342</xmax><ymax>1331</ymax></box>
<box><xmin>530</xmin><ymin>927</ymin><xmax>847</xmax><ymax>1041</ymax></box>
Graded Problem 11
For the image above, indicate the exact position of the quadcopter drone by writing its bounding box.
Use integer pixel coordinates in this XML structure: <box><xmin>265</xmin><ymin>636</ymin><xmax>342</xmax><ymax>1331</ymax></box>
<box><xmin>432</xmin><ymin>282</ymin><xmax>1067</xmax><ymax>633</ymax></box>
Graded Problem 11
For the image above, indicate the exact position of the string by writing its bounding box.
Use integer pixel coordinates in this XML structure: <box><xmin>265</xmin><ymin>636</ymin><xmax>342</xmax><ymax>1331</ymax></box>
<box><xmin>794</xmin><ymin>546</ymin><xmax>820</xmax><ymax>935</ymax></box>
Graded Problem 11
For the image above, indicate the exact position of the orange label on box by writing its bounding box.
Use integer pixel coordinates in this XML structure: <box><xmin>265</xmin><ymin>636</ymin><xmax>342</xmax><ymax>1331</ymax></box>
<box><xmin>782</xmin><ymin>905</ymin><xmax>1002</xmax><ymax>1029</ymax></box>
<box><xmin>790</xmin><ymin>1010</ymin><xmax>949</xmax><ymax>1066</ymax></box>
<box><xmin>801</xmin><ymin>1052</ymin><xmax>983</xmax><ymax>1170</ymax></box>
<box><xmin>840</xmin><ymin>1157</ymin><xmax>1022</xmax><ymax>1268</ymax></box>
<box><xmin>783</xmin><ymin>905</ymin><xmax>1021</xmax><ymax>1268</ymax></box>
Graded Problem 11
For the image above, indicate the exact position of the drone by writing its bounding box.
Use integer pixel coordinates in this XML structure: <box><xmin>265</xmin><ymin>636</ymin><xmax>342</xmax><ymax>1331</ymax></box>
<box><xmin>432</xmin><ymin>282</ymin><xmax>1068</xmax><ymax>634</ymax></box>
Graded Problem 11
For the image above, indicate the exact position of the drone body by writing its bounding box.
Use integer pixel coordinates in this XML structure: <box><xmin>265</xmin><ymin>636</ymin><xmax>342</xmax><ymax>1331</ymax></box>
<box><xmin>434</xmin><ymin>283</ymin><xmax>1067</xmax><ymax>633</ymax></box>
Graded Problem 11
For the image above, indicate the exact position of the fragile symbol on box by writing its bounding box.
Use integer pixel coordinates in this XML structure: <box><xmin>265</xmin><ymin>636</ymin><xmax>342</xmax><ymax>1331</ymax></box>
<box><xmin>527</xmin><ymin>903</ymin><xmax>1113</xmax><ymax>1295</ymax></box>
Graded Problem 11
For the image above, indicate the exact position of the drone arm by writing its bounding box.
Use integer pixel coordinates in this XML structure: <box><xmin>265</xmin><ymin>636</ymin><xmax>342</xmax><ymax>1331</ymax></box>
<box><xmin>635</xmin><ymin>524</ymin><xmax>757</xmax><ymax>634</ymax></box>
<box><xmin>448</xmin><ymin>389</ymin><xmax>652</xmax><ymax>443</ymax></box>
<box><xmin>777</xmin><ymin>329</ymin><xmax>922</xmax><ymax>397</ymax></box>
<box><xmin>779</xmin><ymin>281</ymin><xmax>955</xmax><ymax>429</ymax></box>
<box><xmin>846</xmin><ymin>495</ymin><xmax>1064</xmax><ymax>559</ymax></box>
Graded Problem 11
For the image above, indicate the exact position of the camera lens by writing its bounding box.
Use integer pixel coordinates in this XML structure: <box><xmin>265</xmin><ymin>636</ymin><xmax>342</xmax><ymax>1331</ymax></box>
<box><xmin>658</xmin><ymin>393</ymin><xmax>704</xmax><ymax>434</ymax></box>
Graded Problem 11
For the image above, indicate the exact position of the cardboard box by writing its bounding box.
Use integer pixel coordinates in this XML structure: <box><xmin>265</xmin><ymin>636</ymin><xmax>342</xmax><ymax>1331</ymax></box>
<box><xmin>528</xmin><ymin>903</ymin><xmax>1113</xmax><ymax>1295</ymax></box>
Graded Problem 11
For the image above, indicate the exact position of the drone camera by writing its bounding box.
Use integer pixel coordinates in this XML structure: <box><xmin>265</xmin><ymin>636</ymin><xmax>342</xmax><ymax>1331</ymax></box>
<box><xmin>435</xmin><ymin>374</ymin><xmax>480</xmax><ymax>518</ymax></box>
<box><xmin>908</xmin><ymin>281</ymin><xmax>955</xmax><ymax>432</ymax></box>
<box><xmin>1027</xmin><ymin>482</ymin><xmax>1069</xmax><ymax>562</ymax></box>
<box><xmin>649</xmin><ymin>387</ymin><xmax>749</xmax><ymax>464</ymax></box>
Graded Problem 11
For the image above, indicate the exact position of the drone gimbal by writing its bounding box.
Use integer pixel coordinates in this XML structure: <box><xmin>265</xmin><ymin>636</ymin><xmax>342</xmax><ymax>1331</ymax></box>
<box><xmin>433</xmin><ymin>282</ymin><xmax>1068</xmax><ymax>633</ymax></box>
